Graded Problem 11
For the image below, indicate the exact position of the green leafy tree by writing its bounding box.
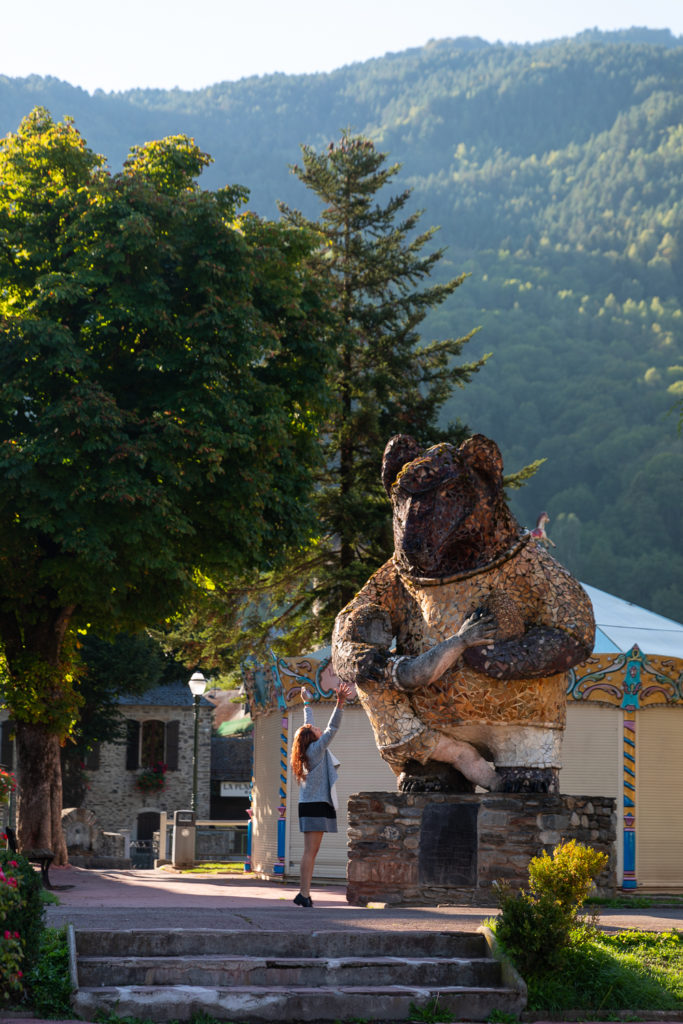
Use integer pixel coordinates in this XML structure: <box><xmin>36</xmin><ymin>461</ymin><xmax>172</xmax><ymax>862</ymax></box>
<box><xmin>0</xmin><ymin>108</ymin><xmax>332</xmax><ymax>859</ymax></box>
<box><xmin>170</xmin><ymin>132</ymin><xmax>487</xmax><ymax>673</ymax></box>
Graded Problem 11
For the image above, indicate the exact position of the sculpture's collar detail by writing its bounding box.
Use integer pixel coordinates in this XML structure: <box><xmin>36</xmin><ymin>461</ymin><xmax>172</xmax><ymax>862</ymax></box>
<box><xmin>395</xmin><ymin>532</ymin><xmax>531</xmax><ymax>587</ymax></box>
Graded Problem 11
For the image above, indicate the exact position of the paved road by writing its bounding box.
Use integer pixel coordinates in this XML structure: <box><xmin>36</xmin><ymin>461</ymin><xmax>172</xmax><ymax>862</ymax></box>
<box><xmin>41</xmin><ymin>864</ymin><xmax>683</xmax><ymax>935</ymax></box>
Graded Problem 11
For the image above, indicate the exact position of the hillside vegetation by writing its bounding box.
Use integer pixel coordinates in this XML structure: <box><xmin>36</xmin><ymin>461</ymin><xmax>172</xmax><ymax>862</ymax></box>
<box><xmin>1</xmin><ymin>26</ymin><xmax>681</xmax><ymax>620</ymax></box>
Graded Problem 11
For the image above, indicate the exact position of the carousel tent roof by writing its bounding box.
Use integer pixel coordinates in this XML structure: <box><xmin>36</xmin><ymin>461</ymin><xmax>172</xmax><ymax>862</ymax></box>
<box><xmin>584</xmin><ymin>583</ymin><xmax>683</xmax><ymax>659</ymax></box>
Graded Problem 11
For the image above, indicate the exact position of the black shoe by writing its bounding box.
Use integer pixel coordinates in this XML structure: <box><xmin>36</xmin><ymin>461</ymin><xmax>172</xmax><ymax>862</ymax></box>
<box><xmin>293</xmin><ymin>892</ymin><xmax>313</xmax><ymax>907</ymax></box>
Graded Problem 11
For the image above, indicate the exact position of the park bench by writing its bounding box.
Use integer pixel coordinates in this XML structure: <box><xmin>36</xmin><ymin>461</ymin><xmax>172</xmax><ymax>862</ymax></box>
<box><xmin>5</xmin><ymin>825</ymin><xmax>54</xmax><ymax>889</ymax></box>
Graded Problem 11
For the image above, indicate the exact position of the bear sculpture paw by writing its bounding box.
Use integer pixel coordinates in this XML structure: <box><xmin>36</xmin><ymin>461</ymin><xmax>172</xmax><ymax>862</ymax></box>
<box><xmin>496</xmin><ymin>766</ymin><xmax>560</xmax><ymax>794</ymax></box>
<box><xmin>397</xmin><ymin>759</ymin><xmax>476</xmax><ymax>794</ymax></box>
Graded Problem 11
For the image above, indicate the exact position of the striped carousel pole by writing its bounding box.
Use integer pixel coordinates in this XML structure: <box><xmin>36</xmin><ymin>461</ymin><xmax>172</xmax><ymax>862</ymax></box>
<box><xmin>622</xmin><ymin>707</ymin><xmax>637</xmax><ymax>888</ymax></box>
<box><xmin>621</xmin><ymin>650</ymin><xmax>641</xmax><ymax>890</ymax></box>
<box><xmin>274</xmin><ymin>713</ymin><xmax>288</xmax><ymax>875</ymax></box>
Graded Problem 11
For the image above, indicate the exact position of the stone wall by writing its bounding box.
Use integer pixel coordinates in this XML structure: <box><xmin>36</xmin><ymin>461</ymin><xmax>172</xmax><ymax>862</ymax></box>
<box><xmin>82</xmin><ymin>704</ymin><xmax>212</xmax><ymax>837</ymax></box>
<box><xmin>347</xmin><ymin>791</ymin><xmax>616</xmax><ymax>907</ymax></box>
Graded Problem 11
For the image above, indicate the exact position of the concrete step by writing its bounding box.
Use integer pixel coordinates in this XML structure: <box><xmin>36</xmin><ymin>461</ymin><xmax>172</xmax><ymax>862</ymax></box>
<box><xmin>73</xmin><ymin>982</ymin><xmax>525</xmax><ymax>1023</ymax></box>
<box><xmin>77</xmin><ymin>952</ymin><xmax>501</xmax><ymax>988</ymax></box>
<box><xmin>70</xmin><ymin>926</ymin><xmax>527</xmax><ymax>1022</ymax></box>
<box><xmin>74</xmin><ymin>927</ymin><xmax>487</xmax><ymax>959</ymax></box>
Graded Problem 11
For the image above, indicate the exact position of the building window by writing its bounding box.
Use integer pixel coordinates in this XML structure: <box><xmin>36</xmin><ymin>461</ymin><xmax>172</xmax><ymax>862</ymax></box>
<box><xmin>126</xmin><ymin>720</ymin><xmax>180</xmax><ymax>771</ymax></box>
<box><xmin>141</xmin><ymin>721</ymin><xmax>165</xmax><ymax>767</ymax></box>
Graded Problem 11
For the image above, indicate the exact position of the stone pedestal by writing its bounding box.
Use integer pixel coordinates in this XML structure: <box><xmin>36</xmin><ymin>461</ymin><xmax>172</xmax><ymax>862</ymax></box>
<box><xmin>346</xmin><ymin>791</ymin><xmax>616</xmax><ymax>907</ymax></box>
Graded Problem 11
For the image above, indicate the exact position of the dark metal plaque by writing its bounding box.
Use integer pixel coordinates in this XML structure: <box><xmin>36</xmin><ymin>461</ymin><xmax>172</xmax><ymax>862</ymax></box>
<box><xmin>418</xmin><ymin>802</ymin><xmax>479</xmax><ymax>886</ymax></box>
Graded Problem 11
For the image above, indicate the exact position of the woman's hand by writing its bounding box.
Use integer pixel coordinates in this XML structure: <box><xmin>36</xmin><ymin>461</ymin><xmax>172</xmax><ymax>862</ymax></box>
<box><xmin>300</xmin><ymin>686</ymin><xmax>314</xmax><ymax>703</ymax></box>
<box><xmin>336</xmin><ymin>682</ymin><xmax>354</xmax><ymax>706</ymax></box>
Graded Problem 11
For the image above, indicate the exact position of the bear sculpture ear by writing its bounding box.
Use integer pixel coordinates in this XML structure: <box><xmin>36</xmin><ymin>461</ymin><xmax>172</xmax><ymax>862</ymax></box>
<box><xmin>381</xmin><ymin>434</ymin><xmax>422</xmax><ymax>495</ymax></box>
<box><xmin>459</xmin><ymin>434</ymin><xmax>504</xmax><ymax>486</ymax></box>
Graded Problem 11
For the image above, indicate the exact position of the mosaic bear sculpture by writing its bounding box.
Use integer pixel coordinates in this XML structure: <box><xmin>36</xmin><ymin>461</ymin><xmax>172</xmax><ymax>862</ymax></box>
<box><xmin>331</xmin><ymin>433</ymin><xmax>595</xmax><ymax>793</ymax></box>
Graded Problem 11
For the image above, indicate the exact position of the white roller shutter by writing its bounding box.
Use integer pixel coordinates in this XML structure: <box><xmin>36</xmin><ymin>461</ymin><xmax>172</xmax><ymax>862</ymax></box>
<box><xmin>561</xmin><ymin>704</ymin><xmax>622</xmax><ymax>797</ymax></box>
<box><xmin>560</xmin><ymin>703</ymin><xmax>623</xmax><ymax>883</ymax></box>
<box><xmin>637</xmin><ymin>707</ymin><xmax>683</xmax><ymax>888</ymax></box>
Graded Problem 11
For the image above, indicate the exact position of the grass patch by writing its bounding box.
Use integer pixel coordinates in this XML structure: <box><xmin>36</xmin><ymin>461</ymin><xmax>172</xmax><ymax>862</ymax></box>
<box><xmin>527</xmin><ymin>929</ymin><xmax>683</xmax><ymax>1013</ymax></box>
<box><xmin>586</xmin><ymin>894</ymin><xmax>683</xmax><ymax>908</ymax></box>
<box><xmin>585</xmin><ymin>895</ymin><xmax>655</xmax><ymax>908</ymax></box>
<box><xmin>408</xmin><ymin>996</ymin><xmax>454</xmax><ymax>1022</ymax></box>
<box><xmin>172</xmin><ymin>861</ymin><xmax>250</xmax><ymax>874</ymax></box>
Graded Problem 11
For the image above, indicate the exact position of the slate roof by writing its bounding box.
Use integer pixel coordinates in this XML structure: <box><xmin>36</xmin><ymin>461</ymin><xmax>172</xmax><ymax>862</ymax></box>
<box><xmin>211</xmin><ymin>735</ymin><xmax>253</xmax><ymax>782</ymax></box>
<box><xmin>116</xmin><ymin>679</ymin><xmax>213</xmax><ymax>708</ymax></box>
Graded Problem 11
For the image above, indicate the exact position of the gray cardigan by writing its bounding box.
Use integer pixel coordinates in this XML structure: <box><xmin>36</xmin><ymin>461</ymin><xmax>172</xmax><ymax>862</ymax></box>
<box><xmin>297</xmin><ymin>702</ymin><xmax>343</xmax><ymax>806</ymax></box>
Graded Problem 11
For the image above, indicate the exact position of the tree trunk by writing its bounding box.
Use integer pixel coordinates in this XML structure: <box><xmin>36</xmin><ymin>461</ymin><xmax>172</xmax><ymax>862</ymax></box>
<box><xmin>1</xmin><ymin>603</ymin><xmax>75</xmax><ymax>866</ymax></box>
<box><xmin>16</xmin><ymin>721</ymin><xmax>69</xmax><ymax>865</ymax></box>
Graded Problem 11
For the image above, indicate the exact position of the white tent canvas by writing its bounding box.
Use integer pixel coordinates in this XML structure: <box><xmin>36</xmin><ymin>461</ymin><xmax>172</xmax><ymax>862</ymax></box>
<box><xmin>584</xmin><ymin>583</ymin><xmax>683</xmax><ymax>658</ymax></box>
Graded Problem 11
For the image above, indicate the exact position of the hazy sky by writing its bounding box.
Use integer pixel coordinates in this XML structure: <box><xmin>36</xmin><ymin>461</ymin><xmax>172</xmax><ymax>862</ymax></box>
<box><xmin>2</xmin><ymin>0</ymin><xmax>682</xmax><ymax>94</ymax></box>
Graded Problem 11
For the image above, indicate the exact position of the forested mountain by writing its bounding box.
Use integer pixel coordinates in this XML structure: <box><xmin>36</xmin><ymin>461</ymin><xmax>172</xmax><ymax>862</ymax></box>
<box><xmin>1</xmin><ymin>27</ymin><xmax>681</xmax><ymax>620</ymax></box>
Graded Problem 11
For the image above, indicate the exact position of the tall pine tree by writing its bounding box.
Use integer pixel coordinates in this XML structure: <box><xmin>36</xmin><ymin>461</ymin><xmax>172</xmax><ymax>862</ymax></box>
<box><xmin>163</xmin><ymin>133</ymin><xmax>487</xmax><ymax>673</ymax></box>
<box><xmin>280</xmin><ymin>133</ymin><xmax>487</xmax><ymax>616</ymax></box>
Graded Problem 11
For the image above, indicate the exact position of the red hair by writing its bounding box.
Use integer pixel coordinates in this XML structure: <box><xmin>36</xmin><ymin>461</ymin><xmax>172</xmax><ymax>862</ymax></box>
<box><xmin>291</xmin><ymin>725</ymin><xmax>318</xmax><ymax>783</ymax></box>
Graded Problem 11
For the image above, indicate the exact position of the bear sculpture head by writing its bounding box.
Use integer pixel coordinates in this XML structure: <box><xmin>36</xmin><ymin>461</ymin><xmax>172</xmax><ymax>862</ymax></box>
<box><xmin>382</xmin><ymin>433</ymin><xmax>523</xmax><ymax>580</ymax></box>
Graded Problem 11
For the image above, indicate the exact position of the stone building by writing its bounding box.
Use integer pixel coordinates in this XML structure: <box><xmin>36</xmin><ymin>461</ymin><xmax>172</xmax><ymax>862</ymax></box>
<box><xmin>81</xmin><ymin>680</ymin><xmax>214</xmax><ymax>843</ymax></box>
<box><xmin>1</xmin><ymin>680</ymin><xmax>214</xmax><ymax>851</ymax></box>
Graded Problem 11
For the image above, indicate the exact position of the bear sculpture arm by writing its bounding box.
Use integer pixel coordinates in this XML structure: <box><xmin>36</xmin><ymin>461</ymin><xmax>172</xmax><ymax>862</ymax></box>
<box><xmin>462</xmin><ymin>552</ymin><xmax>595</xmax><ymax>680</ymax></box>
<box><xmin>462</xmin><ymin>626</ymin><xmax>590</xmax><ymax>679</ymax></box>
<box><xmin>331</xmin><ymin>562</ymin><xmax>403</xmax><ymax>688</ymax></box>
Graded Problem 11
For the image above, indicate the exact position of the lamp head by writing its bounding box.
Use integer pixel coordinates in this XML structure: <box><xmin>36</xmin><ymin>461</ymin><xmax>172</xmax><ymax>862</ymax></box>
<box><xmin>188</xmin><ymin>671</ymin><xmax>207</xmax><ymax>697</ymax></box>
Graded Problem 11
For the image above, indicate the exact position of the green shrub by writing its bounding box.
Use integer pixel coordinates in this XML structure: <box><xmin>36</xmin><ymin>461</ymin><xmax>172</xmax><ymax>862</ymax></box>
<box><xmin>528</xmin><ymin>839</ymin><xmax>608</xmax><ymax>913</ymax></box>
<box><xmin>0</xmin><ymin>850</ymin><xmax>45</xmax><ymax>976</ymax></box>
<box><xmin>494</xmin><ymin>840</ymin><xmax>609</xmax><ymax>977</ymax></box>
<box><xmin>0</xmin><ymin>854</ymin><xmax>25</xmax><ymax>1001</ymax></box>
<box><xmin>25</xmin><ymin>926</ymin><xmax>73</xmax><ymax>1018</ymax></box>
<box><xmin>494</xmin><ymin>885</ymin><xmax>573</xmax><ymax>974</ymax></box>
<box><xmin>0</xmin><ymin>928</ymin><xmax>23</xmax><ymax>1002</ymax></box>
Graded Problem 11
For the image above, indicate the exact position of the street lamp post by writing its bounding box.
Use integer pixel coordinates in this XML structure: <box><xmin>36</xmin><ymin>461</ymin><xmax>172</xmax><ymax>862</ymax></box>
<box><xmin>188</xmin><ymin>671</ymin><xmax>207</xmax><ymax>815</ymax></box>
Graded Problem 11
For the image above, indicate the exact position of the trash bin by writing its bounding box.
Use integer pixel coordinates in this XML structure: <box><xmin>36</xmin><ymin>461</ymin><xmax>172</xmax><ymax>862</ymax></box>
<box><xmin>171</xmin><ymin>809</ymin><xmax>196</xmax><ymax>869</ymax></box>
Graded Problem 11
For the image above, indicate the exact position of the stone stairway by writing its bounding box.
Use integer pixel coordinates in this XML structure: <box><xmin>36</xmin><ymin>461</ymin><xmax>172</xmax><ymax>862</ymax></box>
<box><xmin>69</xmin><ymin>926</ymin><xmax>526</xmax><ymax>1022</ymax></box>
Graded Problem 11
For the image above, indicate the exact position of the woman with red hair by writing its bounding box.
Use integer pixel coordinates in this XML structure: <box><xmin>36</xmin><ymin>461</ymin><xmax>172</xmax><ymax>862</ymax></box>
<box><xmin>290</xmin><ymin>681</ymin><xmax>353</xmax><ymax>906</ymax></box>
